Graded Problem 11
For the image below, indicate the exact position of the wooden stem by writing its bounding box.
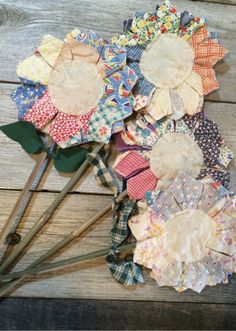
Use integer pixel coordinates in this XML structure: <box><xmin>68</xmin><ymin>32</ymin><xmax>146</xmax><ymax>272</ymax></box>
<box><xmin>0</xmin><ymin>140</ymin><xmax>55</xmax><ymax>260</ymax></box>
<box><xmin>0</xmin><ymin>190</ymin><xmax>127</xmax><ymax>296</ymax></box>
<box><xmin>0</xmin><ymin>242</ymin><xmax>135</xmax><ymax>284</ymax></box>
<box><xmin>0</xmin><ymin>143</ymin><xmax>104</xmax><ymax>274</ymax></box>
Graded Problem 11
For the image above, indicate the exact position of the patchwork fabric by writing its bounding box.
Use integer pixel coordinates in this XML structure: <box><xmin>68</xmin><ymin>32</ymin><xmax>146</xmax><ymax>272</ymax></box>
<box><xmin>113</xmin><ymin>113</ymin><xmax>233</xmax><ymax>200</ymax></box>
<box><xmin>112</xmin><ymin>0</ymin><xmax>227</xmax><ymax>121</ymax></box>
<box><xmin>12</xmin><ymin>29</ymin><xmax>137</xmax><ymax>148</ymax></box>
<box><xmin>128</xmin><ymin>172</ymin><xmax>236</xmax><ymax>292</ymax></box>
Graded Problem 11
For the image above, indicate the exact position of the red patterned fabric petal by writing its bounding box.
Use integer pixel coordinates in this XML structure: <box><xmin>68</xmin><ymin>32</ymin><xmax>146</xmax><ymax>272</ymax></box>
<box><xmin>23</xmin><ymin>90</ymin><xmax>58</xmax><ymax>129</ymax></box>
<box><xmin>127</xmin><ymin>169</ymin><xmax>158</xmax><ymax>200</ymax></box>
<box><xmin>193</xmin><ymin>65</ymin><xmax>219</xmax><ymax>95</ymax></box>
<box><xmin>114</xmin><ymin>151</ymin><xmax>149</xmax><ymax>179</ymax></box>
<box><xmin>189</xmin><ymin>26</ymin><xmax>209</xmax><ymax>47</ymax></box>
<box><xmin>193</xmin><ymin>39</ymin><xmax>227</xmax><ymax>67</ymax></box>
<box><xmin>49</xmin><ymin>112</ymin><xmax>80</xmax><ymax>143</ymax></box>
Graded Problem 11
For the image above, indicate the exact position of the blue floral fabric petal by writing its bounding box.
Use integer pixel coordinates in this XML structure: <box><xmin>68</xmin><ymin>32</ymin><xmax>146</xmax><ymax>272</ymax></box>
<box><xmin>12</xmin><ymin>84</ymin><xmax>46</xmax><ymax>119</ymax></box>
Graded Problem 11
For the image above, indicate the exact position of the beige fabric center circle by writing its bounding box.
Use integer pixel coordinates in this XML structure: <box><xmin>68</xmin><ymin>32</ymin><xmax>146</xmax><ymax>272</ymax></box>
<box><xmin>161</xmin><ymin>209</ymin><xmax>214</xmax><ymax>263</ymax></box>
<box><xmin>48</xmin><ymin>58</ymin><xmax>104</xmax><ymax>115</ymax></box>
<box><xmin>140</xmin><ymin>33</ymin><xmax>194</xmax><ymax>89</ymax></box>
<box><xmin>149</xmin><ymin>132</ymin><xmax>203</xmax><ymax>181</ymax></box>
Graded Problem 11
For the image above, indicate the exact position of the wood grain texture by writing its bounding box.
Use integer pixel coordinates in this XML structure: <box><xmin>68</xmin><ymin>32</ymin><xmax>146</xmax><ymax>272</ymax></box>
<box><xmin>0</xmin><ymin>83</ymin><xmax>235</xmax><ymax>192</ymax></box>
<box><xmin>0</xmin><ymin>190</ymin><xmax>236</xmax><ymax>303</ymax></box>
<box><xmin>1</xmin><ymin>298</ymin><xmax>236</xmax><ymax>330</ymax></box>
<box><xmin>0</xmin><ymin>0</ymin><xmax>236</xmax><ymax>313</ymax></box>
<box><xmin>0</xmin><ymin>0</ymin><xmax>235</xmax><ymax>102</ymax></box>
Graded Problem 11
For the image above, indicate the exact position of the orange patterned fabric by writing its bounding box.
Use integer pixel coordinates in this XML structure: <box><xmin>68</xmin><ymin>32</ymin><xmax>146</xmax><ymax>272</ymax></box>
<box><xmin>189</xmin><ymin>27</ymin><xmax>228</xmax><ymax>95</ymax></box>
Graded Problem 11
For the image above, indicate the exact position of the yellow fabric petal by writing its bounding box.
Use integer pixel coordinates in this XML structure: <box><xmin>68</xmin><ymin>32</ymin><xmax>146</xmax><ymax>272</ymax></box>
<box><xmin>147</xmin><ymin>88</ymin><xmax>173</xmax><ymax>121</ymax></box>
<box><xmin>17</xmin><ymin>34</ymin><xmax>63</xmax><ymax>85</ymax></box>
<box><xmin>64</xmin><ymin>28</ymin><xmax>81</xmax><ymax>42</ymax></box>
<box><xmin>177</xmin><ymin>81</ymin><xmax>202</xmax><ymax>115</ymax></box>
<box><xmin>185</xmin><ymin>71</ymin><xmax>203</xmax><ymax>96</ymax></box>
<box><xmin>37</xmin><ymin>34</ymin><xmax>63</xmax><ymax>67</ymax></box>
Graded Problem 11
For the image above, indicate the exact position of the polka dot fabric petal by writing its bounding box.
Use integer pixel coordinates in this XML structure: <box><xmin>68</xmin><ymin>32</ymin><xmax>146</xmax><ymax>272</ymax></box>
<box><xmin>49</xmin><ymin>112</ymin><xmax>80</xmax><ymax>143</ymax></box>
<box><xmin>23</xmin><ymin>90</ymin><xmax>58</xmax><ymax>129</ymax></box>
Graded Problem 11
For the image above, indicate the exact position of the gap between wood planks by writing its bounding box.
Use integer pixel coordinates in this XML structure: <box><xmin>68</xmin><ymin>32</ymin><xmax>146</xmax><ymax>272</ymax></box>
<box><xmin>0</xmin><ymin>187</ymin><xmax>114</xmax><ymax>196</ymax></box>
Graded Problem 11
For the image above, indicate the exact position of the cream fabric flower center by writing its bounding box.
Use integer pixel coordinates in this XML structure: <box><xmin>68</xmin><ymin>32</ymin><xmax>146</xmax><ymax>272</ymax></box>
<box><xmin>140</xmin><ymin>33</ymin><xmax>194</xmax><ymax>89</ymax></box>
<box><xmin>48</xmin><ymin>58</ymin><xmax>104</xmax><ymax>115</ymax></box>
<box><xmin>149</xmin><ymin>132</ymin><xmax>203</xmax><ymax>181</ymax></box>
<box><xmin>161</xmin><ymin>209</ymin><xmax>214</xmax><ymax>263</ymax></box>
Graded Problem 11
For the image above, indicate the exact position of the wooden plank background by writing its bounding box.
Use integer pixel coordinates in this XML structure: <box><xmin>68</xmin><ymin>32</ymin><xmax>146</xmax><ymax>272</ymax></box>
<box><xmin>0</xmin><ymin>0</ymin><xmax>236</xmax><ymax>328</ymax></box>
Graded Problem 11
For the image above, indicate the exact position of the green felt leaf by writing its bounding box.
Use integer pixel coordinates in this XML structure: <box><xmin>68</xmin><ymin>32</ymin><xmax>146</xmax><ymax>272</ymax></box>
<box><xmin>0</xmin><ymin>121</ymin><xmax>44</xmax><ymax>154</ymax></box>
<box><xmin>53</xmin><ymin>145</ymin><xmax>89</xmax><ymax>173</ymax></box>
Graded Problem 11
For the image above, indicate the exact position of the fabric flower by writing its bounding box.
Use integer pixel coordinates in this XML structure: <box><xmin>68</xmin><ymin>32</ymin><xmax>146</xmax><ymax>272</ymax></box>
<box><xmin>12</xmin><ymin>29</ymin><xmax>137</xmax><ymax>148</ymax></box>
<box><xmin>129</xmin><ymin>172</ymin><xmax>236</xmax><ymax>293</ymax></box>
<box><xmin>113</xmin><ymin>113</ymin><xmax>233</xmax><ymax>200</ymax></box>
<box><xmin>112</xmin><ymin>0</ymin><xmax>227</xmax><ymax>120</ymax></box>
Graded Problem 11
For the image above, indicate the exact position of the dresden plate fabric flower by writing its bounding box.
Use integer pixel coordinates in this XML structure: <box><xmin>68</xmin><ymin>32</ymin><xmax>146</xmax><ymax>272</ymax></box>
<box><xmin>113</xmin><ymin>113</ymin><xmax>233</xmax><ymax>200</ymax></box>
<box><xmin>128</xmin><ymin>172</ymin><xmax>236</xmax><ymax>293</ymax></box>
<box><xmin>12</xmin><ymin>29</ymin><xmax>137</xmax><ymax>148</ymax></box>
<box><xmin>112</xmin><ymin>0</ymin><xmax>228</xmax><ymax>120</ymax></box>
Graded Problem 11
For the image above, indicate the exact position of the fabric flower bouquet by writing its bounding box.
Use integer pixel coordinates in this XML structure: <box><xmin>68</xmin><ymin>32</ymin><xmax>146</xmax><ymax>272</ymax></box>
<box><xmin>0</xmin><ymin>0</ymin><xmax>235</xmax><ymax>295</ymax></box>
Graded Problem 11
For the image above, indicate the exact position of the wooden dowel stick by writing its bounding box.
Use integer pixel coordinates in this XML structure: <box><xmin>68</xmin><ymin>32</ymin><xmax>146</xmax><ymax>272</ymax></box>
<box><xmin>0</xmin><ymin>190</ymin><xmax>127</xmax><ymax>296</ymax></box>
<box><xmin>0</xmin><ymin>143</ymin><xmax>104</xmax><ymax>274</ymax></box>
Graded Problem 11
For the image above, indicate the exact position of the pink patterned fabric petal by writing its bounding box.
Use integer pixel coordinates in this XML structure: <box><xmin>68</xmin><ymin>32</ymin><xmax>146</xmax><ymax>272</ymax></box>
<box><xmin>127</xmin><ymin>168</ymin><xmax>158</xmax><ymax>200</ymax></box>
<box><xmin>23</xmin><ymin>90</ymin><xmax>58</xmax><ymax>129</ymax></box>
<box><xmin>49</xmin><ymin>112</ymin><xmax>80</xmax><ymax>143</ymax></box>
<box><xmin>114</xmin><ymin>151</ymin><xmax>150</xmax><ymax>179</ymax></box>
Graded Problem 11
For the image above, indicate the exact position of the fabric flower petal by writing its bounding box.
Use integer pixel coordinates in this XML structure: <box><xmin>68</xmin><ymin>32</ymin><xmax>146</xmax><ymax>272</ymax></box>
<box><xmin>17</xmin><ymin>35</ymin><xmax>63</xmax><ymax>85</ymax></box>
<box><xmin>49</xmin><ymin>112</ymin><xmax>80</xmax><ymax>143</ymax></box>
<box><xmin>23</xmin><ymin>90</ymin><xmax>58</xmax><ymax>129</ymax></box>
<box><xmin>11</xmin><ymin>84</ymin><xmax>46</xmax><ymax>119</ymax></box>
<box><xmin>114</xmin><ymin>151</ymin><xmax>149</xmax><ymax>179</ymax></box>
<box><xmin>193</xmin><ymin>39</ymin><xmax>228</xmax><ymax>67</ymax></box>
<box><xmin>127</xmin><ymin>168</ymin><xmax>158</xmax><ymax>200</ymax></box>
<box><xmin>193</xmin><ymin>65</ymin><xmax>219</xmax><ymax>95</ymax></box>
<box><xmin>147</xmin><ymin>89</ymin><xmax>173</xmax><ymax>121</ymax></box>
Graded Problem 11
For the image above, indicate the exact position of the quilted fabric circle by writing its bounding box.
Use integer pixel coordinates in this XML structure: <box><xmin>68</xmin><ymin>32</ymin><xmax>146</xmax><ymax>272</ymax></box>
<box><xmin>129</xmin><ymin>172</ymin><xmax>236</xmax><ymax>293</ymax></box>
<box><xmin>140</xmin><ymin>33</ymin><xmax>194</xmax><ymax>89</ymax></box>
<box><xmin>112</xmin><ymin>0</ymin><xmax>228</xmax><ymax>120</ymax></box>
<box><xmin>12</xmin><ymin>30</ymin><xmax>137</xmax><ymax>148</ymax></box>
<box><xmin>149</xmin><ymin>132</ymin><xmax>203</xmax><ymax>181</ymax></box>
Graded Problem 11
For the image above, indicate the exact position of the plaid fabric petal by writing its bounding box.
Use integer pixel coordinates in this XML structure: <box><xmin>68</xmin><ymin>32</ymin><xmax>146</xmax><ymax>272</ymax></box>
<box><xmin>106</xmin><ymin>199</ymin><xmax>144</xmax><ymax>285</ymax></box>
<box><xmin>193</xmin><ymin>39</ymin><xmax>227</xmax><ymax>67</ymax></box>
<box><xmin>188</xmin><ymin>26</ymin><xmax>209</xmax><ymax>46</ymax></box>
<box><xmin>106</xmin><ymin>250</ymin><xmax>145</xmax><ymax>285</ymax></box>
<box><xmin>87</xmin><ymin>150</ymin><xmax>119</xmax><ymax>193</ymax></box>
<box><xmin>193</xmin><ymin>64</ymin><xmax>219</xmax><ymax>95</ymax></box>
<box><xmin>111</xmin><ymin>200</ymin><xmax>136</xmax><ymax>246</ymax></box>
